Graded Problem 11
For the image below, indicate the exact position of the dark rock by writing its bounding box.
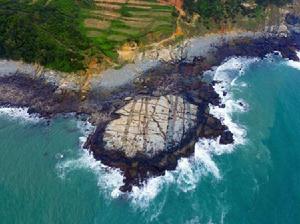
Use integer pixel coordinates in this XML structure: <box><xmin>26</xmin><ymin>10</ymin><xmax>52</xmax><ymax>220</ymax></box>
<box><xmin>286</xmin><ymin>14</ymin><xmax>300</xmax><ymax>26</ymax></box>
<box><xmin>219</xmin><ymin>131</ymin><xmax>234</xmax><ymax>144</ymax></box>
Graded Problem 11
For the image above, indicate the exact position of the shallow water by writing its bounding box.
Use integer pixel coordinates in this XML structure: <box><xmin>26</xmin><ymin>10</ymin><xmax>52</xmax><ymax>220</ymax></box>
<box><xmin>0</xmin><ymin>54</ymin><xmax>300</xmax><ymax>223</ymax></box>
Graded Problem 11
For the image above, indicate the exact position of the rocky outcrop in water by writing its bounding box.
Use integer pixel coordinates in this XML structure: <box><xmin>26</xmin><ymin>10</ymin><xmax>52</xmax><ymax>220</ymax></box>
<box><xmin>86</xmin><ymin>91</ymin><xmax>232</xmax><ymax>192</ymax></box>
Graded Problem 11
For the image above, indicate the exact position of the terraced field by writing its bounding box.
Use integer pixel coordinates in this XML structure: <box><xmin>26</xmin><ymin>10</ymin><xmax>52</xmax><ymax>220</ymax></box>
<box><xmin>81</xmin><ymin>0</ymin><xmax>177</xmax><ymax>59</ymax></box>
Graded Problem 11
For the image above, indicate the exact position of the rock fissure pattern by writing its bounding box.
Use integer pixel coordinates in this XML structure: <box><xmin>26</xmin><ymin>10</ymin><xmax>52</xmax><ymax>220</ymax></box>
<box><xmin>103</xmin><ymin>95</ymin><xmax>198</xmax><ymax>157</ymax></box>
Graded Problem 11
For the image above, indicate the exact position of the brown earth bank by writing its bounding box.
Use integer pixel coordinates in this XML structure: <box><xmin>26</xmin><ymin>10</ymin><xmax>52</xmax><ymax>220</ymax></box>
<box><xmin>0</xmin><ymin>14</ymin><xmax>300</xmax><ymax>192</ymax></box>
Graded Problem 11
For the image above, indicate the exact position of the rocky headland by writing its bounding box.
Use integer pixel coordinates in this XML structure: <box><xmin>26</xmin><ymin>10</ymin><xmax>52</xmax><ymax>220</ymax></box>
<box><xmin>0</xmin><ymin>12</ymin><xmax>300</xmax><ymax>192</ymax></box>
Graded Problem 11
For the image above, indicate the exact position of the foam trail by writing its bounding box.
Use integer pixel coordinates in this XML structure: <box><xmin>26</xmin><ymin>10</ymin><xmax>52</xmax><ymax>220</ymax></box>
<box><xmin>176</xmin><ymin>158</ymin><xmax>199</xmax><ymax>191</ymax></box>
<box><xmin>0</xmin><ymin>106</ymin><xmax>41</xmax><ymax>123</ymax></box>
<box><xmin>286</xmin><ymin>51</ymin><xmax>300</xmax><ymax>70</ymax></box>
<box><xmin>194</xmin><ymin>141</ymin><xmax>220</xmax><ymax>179</ymax></box>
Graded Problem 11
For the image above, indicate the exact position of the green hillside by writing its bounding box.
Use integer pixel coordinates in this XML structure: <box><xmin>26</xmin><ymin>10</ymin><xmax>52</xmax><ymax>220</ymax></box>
<box><xmin>0</xmin><ymin>0</ymin><xmax>293</xmax><ymax>72</ymax></box>
<box><xmin>0</xmin><ymin>0</ymin><xmax>176</xmax><ymax>72</ymax></box>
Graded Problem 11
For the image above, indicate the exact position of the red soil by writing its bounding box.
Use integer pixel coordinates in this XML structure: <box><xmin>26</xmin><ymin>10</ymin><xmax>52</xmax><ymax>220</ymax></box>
<box><xmin>160</xmin><ymin>0</ymin><xmax>183</xmax><ymax>10</ymax></box>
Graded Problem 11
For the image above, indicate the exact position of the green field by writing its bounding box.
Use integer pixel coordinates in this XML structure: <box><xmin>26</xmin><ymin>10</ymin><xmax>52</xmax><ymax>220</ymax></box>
<box><xmin>0</xmin><ymin>0</ymin><xmax>176</xmax><ymax>72</ymax></box>
<box><xmin>81</xmin><ymin>0</ymin><xmax>176</xmax><ymax>60</ymax></box>
<box><xmin>0</xmin><ymin>0</ymin><xmax>94</xmax><ymax>72</ymax></box>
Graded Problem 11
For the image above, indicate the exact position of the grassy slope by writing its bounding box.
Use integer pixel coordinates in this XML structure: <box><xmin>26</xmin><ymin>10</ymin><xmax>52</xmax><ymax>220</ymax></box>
<box><xmin>82</xmin><ymin>1</ymin><xmax>177</xmax><ymax>60</ymax></box>
<box><xmin>0</xmin><ymin>0</ymin><xmax>177</xmax><ymax>72</ymax></box>
<box><xmin>0</xmin><ymin>0</ymin><xmax>291</xmax><ymax>73</ymax></box>
<box><xmin>0</xmin><ymin>0</ymin><xmax>96</xmax><ymax>72</ymax></box>
<box><xmin>181</xmin><ymin>0</ymin><xmax>292</xmax><ymax>36</ymax></box>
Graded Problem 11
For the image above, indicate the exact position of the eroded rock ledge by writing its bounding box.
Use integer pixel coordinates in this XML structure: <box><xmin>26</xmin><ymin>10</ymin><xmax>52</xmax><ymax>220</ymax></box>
<box><xmin>0</xmin><ymin>18</ymin><xmax>300</xmax><ymax>191</ymax></box>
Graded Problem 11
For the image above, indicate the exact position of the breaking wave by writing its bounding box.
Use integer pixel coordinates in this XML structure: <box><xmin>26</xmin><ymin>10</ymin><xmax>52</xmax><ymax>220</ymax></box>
<box><xmin>286</xmin><ymin>51</ymin><xmax>300</xmax><ymax>70</ymax></box>
<box><xmin>56</xmin><ymin>120</ymin><xmax>124</xmax><ymax>198</ymax></box>
<box><xmin>209</xmin><ymin>57</ymin><xmax>258</xmax><ymax>150</ymax></box>
<box><xmin>127</xmin><ymin>57</ymin><xmax>257</xmax><ymax>207</ymax></box>
<box><xmin>0</xmin><ymin>106</ymin><xmax>41</xmax><ymax>123</ymax></box>
<box><xmin>57</xmin><ymin>57</ymin><xmax>257</xmax><ymax>208</ymax></box>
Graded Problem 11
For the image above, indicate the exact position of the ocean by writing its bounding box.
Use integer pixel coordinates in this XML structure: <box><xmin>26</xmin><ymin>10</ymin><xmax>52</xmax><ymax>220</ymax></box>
<box><xmin>0</xmin><ymin>53</ymin><xmax>300</xmax><ymax>224</ymax></box>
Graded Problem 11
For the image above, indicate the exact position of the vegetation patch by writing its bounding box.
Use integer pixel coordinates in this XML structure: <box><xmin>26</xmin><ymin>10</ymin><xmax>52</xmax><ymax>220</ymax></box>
<box><xmin>0</xmin><ymin>0</ymin><xmax>177</xmax><ymax>71</ymax></box>
<box><xmin>84</xmin><ymin>18</ymin><xmax>111</xmax><ymax>29</ymax></box>
<box><xmin>2</xmin><ymin>0</ymin><xmax>291</xmax><ymax>73</ymax></box>
<box><xmin>183</xmin><ymin>0</ymin><xmax>292</xmax><ymax>27</ymax></box>
<box><xmin>82</xmin><ymin>0</ymin><xmax>177</xmax><ymax>58</ymax></box>
<box><xmin>0</xmin><ymin>0</ymin><xmax>90</xmax><ymax>71</ymax></box>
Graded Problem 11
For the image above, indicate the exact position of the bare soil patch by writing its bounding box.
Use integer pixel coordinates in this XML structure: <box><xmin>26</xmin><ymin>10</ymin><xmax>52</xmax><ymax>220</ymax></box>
<box><xmin>84</xmin><ymin>19</ymin><xmax>111</xmax><ymax>29</ymax></box>
<box><xmin>125</xmin><ymin>5</ymin><xmax>151</xmax><ymax>9</ymax></box>
<box><xmin>95</xmin><ymin>3</ymin><xmax>122</xmax><ymax>10</ymax></box>
<box><xmin>107</xmin><ymin>34</ymin><xmax>128</xmax><ymax>41</ymax></box>
<box><xmin>94</xmin><ymin>0</ymin><xmax>127</xmax><ymax>3</ymax></box>
<box><xmin>127</xmin><ymin>0</ymin><xmax>166</xmax><ymax>6</ymax></box>
<box><xmin>87</xmin><ymin>30</ymin><xmax>102</xmax><ymax>37</ymax></box>
<box><xmin>122</xmin><ymin>19</ymin><xmax>151</xmax><ymax>28</ymax></box>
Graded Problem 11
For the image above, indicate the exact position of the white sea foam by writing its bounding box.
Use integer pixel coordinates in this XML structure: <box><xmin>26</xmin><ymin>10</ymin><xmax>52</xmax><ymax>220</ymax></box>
<box><xmin>184</xmin><ymin>216</ymin><xmax>200</xmax><ymax>224</ymax></box>
<box><xmin>57</xmin><ymin>57</ymin><xmax>257</xmax><ymax>208</ymax></box>
<box><xmin>286</xmin><ymin>51</ymin><xmax>300</xmax><ymax>70</ymax></box>
<box><xmin>194</xmin><ymin>141</ymin><xmax>220</xmax><ymax>179</ymax></box>
<box><xmin>209</xmin><ymin>57</ymin><xmax>258</xmax><ymax>150</ymax></box>
<box><xmin>126</xmin><ymin>57</ymin><xmax>257</xmax><ymax>207</ymax></box>
<box><xmin>57</xmin><ymin>148</ymin><xmax>124</xmax><ymax>197</ymax></box>
<box><xmin>57</xmin><ymin>120</ymin><xmax>124</xmax><ymax>198</ymax></box>
<box><xmin>0</xmin><ymin>106</ymin><xmax>41</xmax><ymax>123</ymax></box>
<box><xmin>127</xmin><ymin>143</ymin><xmax>225</xmax><ymax>207</ymax></box>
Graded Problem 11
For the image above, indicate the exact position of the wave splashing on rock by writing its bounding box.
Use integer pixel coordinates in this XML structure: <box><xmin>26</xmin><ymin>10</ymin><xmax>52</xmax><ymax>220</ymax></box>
<box><xmin>57</xmin><ymin>56</ymin><xmax>256</xmax><ymax>209</ymax></box>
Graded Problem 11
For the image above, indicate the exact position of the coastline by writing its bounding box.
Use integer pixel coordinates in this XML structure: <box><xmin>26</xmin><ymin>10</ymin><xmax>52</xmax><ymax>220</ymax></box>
<box><xmin>0</xmin><ymin>13</ymin><xmax>300</xmax><ymax>192</ymax></box>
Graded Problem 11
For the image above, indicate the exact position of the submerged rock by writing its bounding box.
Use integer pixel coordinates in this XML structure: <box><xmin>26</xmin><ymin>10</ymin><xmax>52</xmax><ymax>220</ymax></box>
<box><xmin>103</xmin><ymin>95</ymin><xmax>198</xmax><ymax>157</ymax></box>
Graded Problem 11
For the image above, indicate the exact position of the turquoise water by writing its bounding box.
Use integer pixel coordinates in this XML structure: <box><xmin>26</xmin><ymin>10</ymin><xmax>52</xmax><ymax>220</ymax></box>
<box><xmin>1</xmin><ymin>55</ymin><xmax>300</xmax><ymax>224</ymax></box>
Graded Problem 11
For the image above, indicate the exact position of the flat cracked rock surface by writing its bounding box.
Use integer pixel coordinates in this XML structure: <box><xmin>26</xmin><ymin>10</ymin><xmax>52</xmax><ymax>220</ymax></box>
<box><xmin>103</xmin><ymin>95</ymin><xmax>198</xmax><ymax>157</ymax></box>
